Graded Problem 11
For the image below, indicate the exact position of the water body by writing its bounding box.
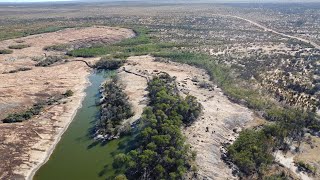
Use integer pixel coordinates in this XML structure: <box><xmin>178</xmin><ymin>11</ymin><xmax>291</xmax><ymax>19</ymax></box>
<box><xmin>34</xmin><ymin>70</ymin><xmax>131</xmax><ymax>180</ymax></box>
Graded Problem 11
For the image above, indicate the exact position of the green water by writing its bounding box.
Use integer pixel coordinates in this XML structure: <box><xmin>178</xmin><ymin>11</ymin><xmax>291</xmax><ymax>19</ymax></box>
<box><xmin>34</xmin><ymin>70</ymin><xmax>130</xmax><ymax>180</ymax></box>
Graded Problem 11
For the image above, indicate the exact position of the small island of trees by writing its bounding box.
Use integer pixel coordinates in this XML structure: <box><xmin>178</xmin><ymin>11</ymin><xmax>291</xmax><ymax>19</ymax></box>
<box><xmin>95</xmin><ymin>76</ymin><xmax>134</xmax><ymax>140</ymax></box>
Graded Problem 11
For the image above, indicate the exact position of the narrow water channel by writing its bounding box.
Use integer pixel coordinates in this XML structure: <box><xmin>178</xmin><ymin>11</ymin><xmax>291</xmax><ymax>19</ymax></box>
<box><xmin>34</xmin><ymin>70</ymin><xmax>131</xmax><ymax>180</ymax></box>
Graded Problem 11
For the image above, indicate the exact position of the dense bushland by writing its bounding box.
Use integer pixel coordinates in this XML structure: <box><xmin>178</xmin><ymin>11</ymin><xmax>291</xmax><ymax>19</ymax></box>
<box><xmin>97</xmin><ymin>76</ymin><xmax>134</xmax><ymax>138</ymax></box>
<box><xmin>114</xmin><ymin>73</ymin><xmax>201</xmax><ymax>179</ymax></box>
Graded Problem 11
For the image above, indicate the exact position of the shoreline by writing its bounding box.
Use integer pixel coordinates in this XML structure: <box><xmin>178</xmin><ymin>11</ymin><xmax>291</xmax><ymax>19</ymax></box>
<box><xmin>0</xmin><ymin>26</ymin><xmax>136</xmax><ymax>179</ymax></box>
<box><xmin>26</xmin><ymin>71</ymin><xmax>92</xmax><ymax>180</ymax></box>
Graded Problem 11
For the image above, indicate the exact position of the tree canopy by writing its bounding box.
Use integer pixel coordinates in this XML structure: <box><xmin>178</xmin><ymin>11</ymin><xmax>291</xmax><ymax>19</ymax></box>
<box><xmin>114</xmin><ymin>73</ymin><xmax>201</xmax><ymax>179</ymax></box>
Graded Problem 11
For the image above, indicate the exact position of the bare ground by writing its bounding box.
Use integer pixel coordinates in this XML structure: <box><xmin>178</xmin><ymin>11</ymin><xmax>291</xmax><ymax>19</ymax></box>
<box><xmin>119</xmin><ymin>55</ymin><xmax>258</xmax><ymax>179</ymax></box>
<box><xmin>0</xmin><ymin>26</ymin><xmax>134</xmax><ymax>180</ymax></box>
<box><xmin>118</xmin><ymin>67</ymin><xmax>148</xmax><ymax>125</ymax></box>
<box><xmin>277</xmin><ymin>135</ymin><xmax>320</xmax><ymax>180</ymax></box>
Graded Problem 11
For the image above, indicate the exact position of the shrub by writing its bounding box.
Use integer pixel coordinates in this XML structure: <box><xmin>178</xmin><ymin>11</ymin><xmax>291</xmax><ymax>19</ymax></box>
<box><xmin>63</xmin><ymin>90</ymin><xmax>74</xmax><ymax>97</ymax></box>
<box><xmin>295</xmin><ymin>161</ymin><xmax>317</xmax><ymax>174</ymax></box>
<box><xmin>4</xmin><ymin>67</ymin><xmax>32</xmax><ymax>74</ymax></box>
<box><xmin>31</xmin><ymin>56</ymin><xmax>44</xmax><ymax>62</ymax></box>
<box><xmin>199</xmin><ymin>81</ymin><xmax>213</xmax><ymax>89</ymax></box>
<box><xmin>263</xmin><ymin>172</ymin><xmax>289</xmax><ymax>180</ymax></box>
<box><xmin>8</xmin><ymin>44</ymin><xmax>30</xmax><ymax>49</ymax></box>
<box><xmin>2</xmin><ymin>103</ymin><xmax>44</xmax><ymax>123</ymax></box>
<box><xmin>15</xmin><ymin>40</ymin><xmax>25</xmax><ymax>43</ymax></box>
<box><xmin>35</xmin><ymin>56</ymin><xmax>64</xmax><ymax>67</ymax></box>
<box><xmin>95</xmin><ymin>58</ymin><xmax>125</xmax><ymax>70</ymax></box>
<box><xmin>44</xmin><ymin>44</ymin><xmax>69</xmax><ymax>51</ymax></box>
<box><xmin>0</xmin><ymin>49</ymin><xmax>13</xmax><ymax>54</ymax></box>
<box><xmin>1</xmin><ymin>95</ymin><xmax>68</xmax><ymax>123</ymax></box>
<box><xmin>227</xmin><ymin>129</ymin><xmax>274</xmax><ymax>176</ymax></box>
<box><xmin>114</xmin><ymin>174</ymin><xmax>128</xmax><ymax>180</ymax></box>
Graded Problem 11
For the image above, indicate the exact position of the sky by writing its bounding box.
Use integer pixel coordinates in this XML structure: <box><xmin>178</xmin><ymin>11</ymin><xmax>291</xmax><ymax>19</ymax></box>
<box><xmin>0</xmin><ymin>0</ymin><xmax>319</xmax><ymax>2</ymax></box>
<box><xmin>0</xmin><ymin>0</ymin><xmax>74</xmax><ymax>2</ymax></box>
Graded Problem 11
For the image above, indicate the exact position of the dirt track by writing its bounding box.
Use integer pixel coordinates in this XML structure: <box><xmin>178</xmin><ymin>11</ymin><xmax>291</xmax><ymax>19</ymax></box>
<box><xmin>119</xmin><ymin>55</ymin><xmax>257</xmax><ymax>179</ymax></box>
<box><xmin>0</xmin><ymin>26</ymin><xmax>134</xmax><ymax>180</ymax></box>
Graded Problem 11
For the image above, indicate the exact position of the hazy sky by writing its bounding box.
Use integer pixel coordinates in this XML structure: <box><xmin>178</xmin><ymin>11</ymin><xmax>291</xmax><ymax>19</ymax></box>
<box><xmin>0</xmin><ymin>0</ymin><xmax>319</xmax><ymax>2</ymax></box>
<box><xmin>0</xmin><ymin>0</ymin><xmax>74</xmax><ymax>2</ymax></box>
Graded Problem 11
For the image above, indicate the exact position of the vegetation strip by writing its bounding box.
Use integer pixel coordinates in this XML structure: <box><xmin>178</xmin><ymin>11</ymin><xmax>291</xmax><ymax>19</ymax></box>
<box><xmin>113</xmin><ymin>73</ymin><xmax>202</xmax><ymax>179</ymax></box>
<box><xmin>0</xmin><ymin>25</ymin><xmax>75</xmax><ymax>41</ymax></box>
<box><xmin>8</xmin><ymin>44</ymin><xmax>30</xmax><ymax>49</ymax></box>
<box><xmin>2</xmin><ymin>90</ymin><xmax>73</xmax><ymax>123</ymax></box>
<box><xmin>0</xmin><ymin>49</ymin><xmax>13</xmax><ymax>54</ymax></box>
<box><xmin>35</xmin><ymin>56</ymin><xmax>66</xmax><ymax>67</ymax></box>
<box><xmin>2</xmin><ymin>67</ymin><xmax>32</xmax><ymax>74</ymax></box>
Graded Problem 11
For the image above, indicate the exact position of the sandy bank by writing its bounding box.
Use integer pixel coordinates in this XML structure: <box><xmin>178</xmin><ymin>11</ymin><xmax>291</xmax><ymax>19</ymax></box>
<box><xmin>25</xmin><ymin>73</ymin><xmax>91</xmax><ymax>180</ymax></box>
<box><xmin>0</xmin><ymin>26</ymin><xmax>134</xmax><ymax>180</ymax></box>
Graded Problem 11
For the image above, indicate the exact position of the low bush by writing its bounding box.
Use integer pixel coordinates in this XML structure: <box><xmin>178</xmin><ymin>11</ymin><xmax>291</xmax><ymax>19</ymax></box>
<box><xmin>263</xmin><ymin>172</ymin><xmax>289</xmax><ymax>180</ymax></box>
<box><xmin>15</xmin><ymin>40</ymin><xmax>25</xmax><ymax>43</ymax></box>
<box><xmin>2</xmin><ymin>103</ymin><xmax>44</xmax><ymax>123</ymax></box>
<box><xmin>198</xmin><ymin>81</ymin><xmax>213</xmax><ymax>89</ymax></box>
<box><xmin>2</xmin><ymin>95</ymin><xmax>68</xmax><ymax>123</ymax></box>
<box><xmin>31</xmin><ymin>56</ymin><xmax>44</xmax><ymax>62</ymax></box>
<box><xmin>63</xmin><ymin>90</ymin><xmax>74</xmax><ymax>97</ymax></box>
<box><xmin>295</xmin><ymin>161</ymin><xmax>317</xmax><ymax>174</ymax></box>
<box><xmin>35</xmin><ymin>56</ymin><xmax>64</xmax><ymax>67</ymax></box>
<box><xmin>3</xmin><ymin>67</ymin><xmax>32</xmax><ymax>74</ymax></box>
<box><xmin>95</xmin><ymin>58</ymin><xmax>125</xmax><ymax>70</ymax></box>
<box><xmin>0</xmin><ymin>49</ymin><xmax>13</xmax><ymax>54</ymax></box>
<box><xmin>44</xmin><ymin>44</ymin><xmax>69</xmax><ymax>51</ymax></box>
<box><xmin>8</xmin><ymin>44</ymin><xmax>30</xmax><ymax>49</ymax></box>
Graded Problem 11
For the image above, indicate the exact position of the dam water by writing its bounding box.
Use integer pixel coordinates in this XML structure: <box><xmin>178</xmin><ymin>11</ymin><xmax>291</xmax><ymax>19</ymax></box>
<box><xmin>34</xmin><ymin>70</ymin><xmax>131</xmax><ymax>180</ymax></box>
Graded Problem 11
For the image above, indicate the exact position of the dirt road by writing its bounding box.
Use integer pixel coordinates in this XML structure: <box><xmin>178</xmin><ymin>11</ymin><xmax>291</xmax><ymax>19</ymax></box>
<box><xmin>214</xmin><ymin>14</ymin><xmax>320</xmax><ymax>50</ymax></box>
